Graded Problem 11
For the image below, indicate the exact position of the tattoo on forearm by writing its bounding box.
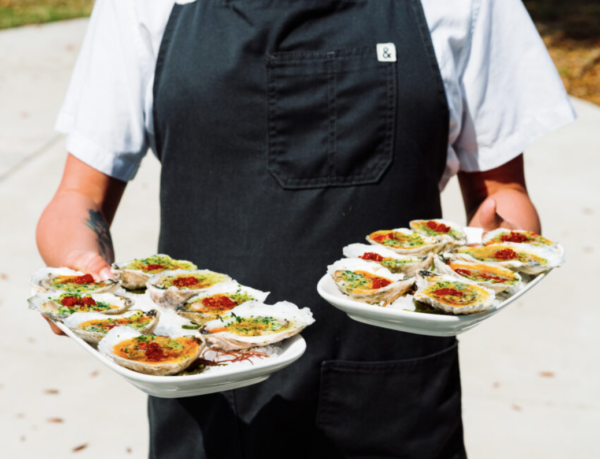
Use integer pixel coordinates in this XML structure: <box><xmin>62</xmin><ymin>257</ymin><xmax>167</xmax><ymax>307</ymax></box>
<box><xmin>85</xmin><ymin>209</ymin><xmax>114</xmax><ymax>262</ymax></box>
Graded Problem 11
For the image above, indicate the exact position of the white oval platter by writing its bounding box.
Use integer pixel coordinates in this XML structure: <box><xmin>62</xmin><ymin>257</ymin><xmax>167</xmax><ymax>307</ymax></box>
<box><xmin>54</xmin><ymin>320</ymin><xmax>306</xmax><ymax>398</ymax></box>
<box><xmin>317</xmin><ymin>272</ymin><xmax>549</xmax><ymax>337</ymax></box>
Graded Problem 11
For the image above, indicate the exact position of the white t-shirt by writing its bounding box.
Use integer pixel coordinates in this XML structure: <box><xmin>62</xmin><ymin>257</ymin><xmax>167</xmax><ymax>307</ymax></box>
<box><xmin>55</xmin><ymin>0</ymin><xmax>575</xmax><ymax>189</ymax></box>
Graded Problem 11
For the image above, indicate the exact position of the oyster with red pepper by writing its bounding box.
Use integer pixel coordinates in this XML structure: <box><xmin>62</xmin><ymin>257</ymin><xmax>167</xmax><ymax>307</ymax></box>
<box><xmin>98</xmin><ymin>326</ymin><xmax>203</xmax><ymax>376</ymax></box>
<box><xmin>483</xmin><ymin>228</ymin><xmax>560</xmax><ymax>251</ymax></box>
<box><xmin>63</xmin><ymin>309</ymin><xmax>160</xmax><ymax>344</ymax></box>
<box><xmin>414</xmin><ymin>271</ymin><xmax>495</xmax><ymax>315</ymax></box>
<box><xmin>176</xmin><ymin>283</ymin><xmax>269</xmax><ymax>325</ymax></box>
<box><xmin>448</xmin><ymin>244</ymin><xmax>563</xmax><ymax>274</ymax></box>
<box><xmin>410</xmin><ymin>219</ymin><xmax>466</xmax><ymax>248</ymax></box>
<box><xmin>27</xmin><ymin>291</ymin><xmax>133</xmax><ymax>321</ymax></box>
<box><xmin>433</xmin><ymin>256</ymin><xmax>521</xmax><ymax>293</ymax></box>
<box><xmin>30</xmin><ymin>267</ymin><xmax>119</xmax><ymax>294</ymax></box>
<box><xmin>201</xmin><ymin>301</ymin><xmax>314</xmax><ymax>351</ymax></box>
<box><xmin>343</xmin><ymin>243</ymin><xmax>434</xmax><ymax>277</ymax></box>
<box><xmin>367</xmin><ymin>228</ymin><xmax>447</xmax><ymax>256</ymax></box>
<box><xmin>147</xmin><ymin>269</ymin><xmax>232</xmax><ymax>308</ymax></box>
<box><xmin>112</xmin><ymin>254</ymin><xmax>197</xmax><ymax>291</ymax></box>
<box><xmin>328</xmin><ymin>258</ymin><xmax>415</xmax><ymax>306</ymax></box>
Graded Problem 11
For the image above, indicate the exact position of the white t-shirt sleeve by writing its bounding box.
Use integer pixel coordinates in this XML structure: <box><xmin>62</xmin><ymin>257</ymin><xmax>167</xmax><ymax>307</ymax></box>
<box><xmin>454</xmin><ymin>0</ymin><xmax>576</xmax><ymax>172</ymax></box>
<box><xmin>55</xmin><ymin>0</ymin><xmax>151</xmax><ymax>182</ymax></box>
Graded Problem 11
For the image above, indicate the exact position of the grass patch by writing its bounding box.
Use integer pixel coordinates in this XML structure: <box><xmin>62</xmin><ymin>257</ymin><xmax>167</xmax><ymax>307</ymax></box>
<box><xmin>525</xmin><ymin>0</ymin><xmax>600</xmax><ymax>106</ymax></box>
<box><xmin>0</xmin><ymin>0</ymin><xmax>93</xmax><ymax>30</ymax></box>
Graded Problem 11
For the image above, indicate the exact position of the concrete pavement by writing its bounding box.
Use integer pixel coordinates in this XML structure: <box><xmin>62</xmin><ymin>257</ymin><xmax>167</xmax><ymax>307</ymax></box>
<box><xmin>1</xmin><ymin>18</ymin><xmax>599</xmax><ymax>459</ymax></box>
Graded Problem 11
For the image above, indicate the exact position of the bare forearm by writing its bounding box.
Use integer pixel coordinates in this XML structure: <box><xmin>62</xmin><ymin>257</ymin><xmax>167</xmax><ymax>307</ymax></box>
<box><xmin>36</xmin><ymin>191</ymin><xmax>115</xmax><ymax>268</ymax></box>
<box><xmin>36</xmin><ymin>154</ymin><xmax>126</xmax><ymax>275</ymax></box>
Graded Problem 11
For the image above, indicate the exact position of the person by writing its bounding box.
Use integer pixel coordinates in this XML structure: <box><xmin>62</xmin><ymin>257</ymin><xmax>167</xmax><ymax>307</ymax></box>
<box><xmin>37</xmin><ymin>0</ymin><xmax>574</xmax><ymax>457</ymax></box>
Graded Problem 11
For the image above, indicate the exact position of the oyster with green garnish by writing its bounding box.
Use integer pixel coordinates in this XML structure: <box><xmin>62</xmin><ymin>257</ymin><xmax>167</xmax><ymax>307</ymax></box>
<box><xmin>328</xmin><ymin>258</ymin><xmax>415</xmax><ymax>306</ymax></box>
<box><xmin>30</xmin><ymin>267</ymin><xmax>119</xmax><ymax>294</ymax></box>
<box><xmin>147</xmin><ymin>269</ymin><xmax>232</xmax><ymax>308</ymax></box>
<box><xmin>343</xmin><ymin>243</ymin><xmax>434</xmax><ymax>276</ymax></box>
<box><xmin>27</xmin><ymin>291</ymin><xmax>133</xmax><ymax>321</ymax></box>
<box><xmin>448</xmin><ymin>244</ymin><xmax>563</xmax><ymax>274</ymax></box>
<box><xmin>63</xmin><ymin>309</ymin><xmax>159</xmax><ymax>344</ymax></box>
<box><xmin>98</xmin><ymin>326</ymin><xmax>203</xmax><ymax>376</ymax></box>
<box><xmin>367</xmin><ymin>228</ymin><xmax>447</xmax><ymax>256</ymax></box>
<box><xmin>176</xmin><ymin>283</ymin><xmax>269</xmax><ymax>325</ymax></box>
<box><xmin>112</xmin><ymin>254</ymin><xmax>197</xmax><ymax>290</ymax></box>
<box><xmin>414</xmin><ymin>271</ymin><xmax>495</xmax><ymax>315</ymax></box>
<box><xmin>201</xmin><ymin>301</ymin><xmax>314</xmax><ymax>351</ymax></box>
<box><xmin>433</xmin><ymin>256</ymin><xmax>521</xmax><ymax>293</ymax></box>
<box><xmin>482</xmin><ymin>228</ymin><xmax>560</xmax><ymax>251</ymax></box>
<box><xmin>410</xmin><ymin>219</ymin><xmax>466</xmax><ymax>248</ymax></box>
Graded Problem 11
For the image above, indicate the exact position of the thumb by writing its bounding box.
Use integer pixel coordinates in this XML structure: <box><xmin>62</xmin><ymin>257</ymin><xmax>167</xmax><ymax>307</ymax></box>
<box><xmin>478</xmin><ymin>198</ymin><xmax>503</xmax><ymax>231</ymax></box>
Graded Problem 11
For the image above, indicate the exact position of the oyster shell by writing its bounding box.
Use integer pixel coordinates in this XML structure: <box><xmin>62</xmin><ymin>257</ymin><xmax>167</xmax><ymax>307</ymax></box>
<box><xmin>483</xmin><ymin>229</ymin><xmax>561</xmax><ymax>251</ymax></box>
<box><xmin>176</xmin><ymin>283</ymin><xmax>269</xmax><ymax>325</ymax></box>
<box><xmin>343</xmin><ymin>243</ymin><xmax>434</xmax><ymax>277</ymax></box>
<box><xmin>63</xmin><ymin>309</ymin><xmax>160</xmax><ymax>344</ymax></box>
<box><xmin>328</xmin><ymin>258</ymin><xmax>415</xmax><ymax>305</ymax></box>
<box><xmin>98</xmin><ymin>326</ymin><xmax>202</xmax><ymax>376</ymax></box>
<box><xmin>30</xmin><ymin>267</ymin><xmax>119</xmax><ymax>294</ymax></box>
<box><xmin>27</xmin><ymin>292</ymin><xmax>133</xmax><ymax>321</ymax></box>
<box><xmin>414</xmin><ymin>271</ymin><xmax>495</xmax><ymax>315</ymax></box>
<box><xmin>112</xmin><ymin>254</ymin><xmax>197</xmax><ymax>290</ymax></box>
<box><xmin>449</xmin><ymin>244</ymin><xmax>563</xmax><ymax>275</ymax></box>
<box><xmin>433</xmin><ymin>255</ymin><xmax>521</xmax><ymax>294</ymax></box>
<box><xmin>410</xmin><ymin>219</ymin><xmax>466</xmax><ymax>248</ymax></box>
<box><xmin>147</xmin><ymin>269</ymin><xmax>232</xmax><ymax>308</ymax></box>
<box><xmin>201</xmin><ymin>301</ymin><xmax>314</xmax><ymax>351</ymax></box>
<box><xmin>367</xmin><ymin>228</ymin><xmax>447</xmax><ymax>256</ymax></box>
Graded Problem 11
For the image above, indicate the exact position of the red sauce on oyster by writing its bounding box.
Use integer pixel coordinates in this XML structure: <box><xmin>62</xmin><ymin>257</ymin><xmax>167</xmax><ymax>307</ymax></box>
<box><xmin>172</xmin><ymin>276</ymin><xmax>201</xmax><ymax>288</ymax></box>
<box><xmin>426</xmin><ymin>221</ymin><xmax>451</xmax><ymax>233</ymax></box>
<box><xmin>495</xmin><ymin>249</ymin><xmax>519</xmax><ymax>260</ymax></box>
<box><xmin>201</xmin><ymin>295</ymin><xmax>237</xmax><ymax>311</ymax></box>
<box><xmin>433</xmin><ymin>288</ymin><xmax>464</xmax><ymax>297</ymax></box>
<box><xmin>142</xmin><ymin>264</ymin><xmax>167</xmax><ymax>271</ymax></box>
<box><xmin>359</xmin><ymin>252</ymin><xmax>385</xmax><ymax>262</ymax></box>
<box><xmin>61</xmin><ymin>274</ymin><xmax>95</xmax><ymax>284</ymax></box>
<box><xmin>500</xmin><ymin>232</ymin><xmax>530</xmax><ymax>243</ymax></box>
<box><xmin>60</xmin><ymin>296</ymin><xmax>97</xmax><ymax>307</ymax></box>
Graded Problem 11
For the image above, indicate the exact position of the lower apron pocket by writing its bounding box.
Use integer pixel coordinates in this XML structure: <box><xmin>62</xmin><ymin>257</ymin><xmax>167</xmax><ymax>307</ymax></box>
<box><xmin>315</xmin><ymin>342</ymin><xmax>465</xmax><ymax>459</ymax></box>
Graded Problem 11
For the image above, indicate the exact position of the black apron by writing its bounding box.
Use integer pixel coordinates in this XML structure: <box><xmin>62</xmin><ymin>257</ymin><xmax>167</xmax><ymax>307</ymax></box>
<box><xmin>151</xmin><ymin>1</ymin><xmax>465</xmax><ymax>458</ymax></box>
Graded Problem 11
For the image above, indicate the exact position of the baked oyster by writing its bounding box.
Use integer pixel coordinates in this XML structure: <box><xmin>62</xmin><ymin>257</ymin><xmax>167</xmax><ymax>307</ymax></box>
<box><xmin>30</xmin><ymin>267</ymin><xmax>119</xmax><ymax>294</ymax></box>
<box><xmin>99</xmin><ymin>327</ymin><xmax>202</xmax><ymax>376</ymax></box>
<box><xmin>176</xmin><ymin>283</ymin><xmax>269</xmax><ymax>325</ymax></box>
<box><xmin>343</xmin><ymin>243</ymin><xmax>434</xmax><ymax>277</ymax></box>
<box><xmin>201</xmin><ymin>301</ymin><xmax>314</xmax><ymax>351</ymax></box>
<box><xmin>414</xmin><ymin>271</ymin><xmax>495</xmax><ymax>315</ymax></box>
<box><xmin>147</xmin><ymin>269</ymin><xmax>232</xmax><ymax>308</ymax></box>
<box><xmin>433</xmin><ymin>256</ymin><xmax>521</xmax><ymax>294</ymax></box>
<box><xmin>367</xmin><ymin>228</ymin><xmax>446</xmax><ymax>256</ymax></box>
<box><xmin>63</xmin><ymin>309</ymin><xmax>160</xmax><ymax>344</ymax></box>
<box><xmin>449</xmin><ymin>244</ymin><xmax>563</xmax><ymax>274</ymax></box>
<box><xmin>28</xmin><ymin>292</ymin><xmax>133</xmax><ymax>321</ymax></box>
<box><xmin>112</xmin><ymin>254</ymin><xmax>197</xmax><ymax>290</ymax></box>
<box><xmin>328</xmin><ymin>258</ymin><xmax>415</xmax><ymax>306</ymax></box>
<box><xmin>483</xmin><ymin>229</ymin><xmax>559</xmax><ymax>250</ymax></box>
<box><xmin>410</xmin><ymin>219</ymin><xmax>466</xmax><ymax>248</ymax></box>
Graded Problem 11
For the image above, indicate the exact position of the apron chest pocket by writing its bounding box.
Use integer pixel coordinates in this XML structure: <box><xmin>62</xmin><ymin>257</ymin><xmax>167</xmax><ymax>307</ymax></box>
<box><xmin>315</xmin><ymin>343</ymin><xmax>465</xmax><ymax>458</ymax></box>
<box><xmin>266</xmin><ymin>46</ymin><xmax>397</xmax><ymax>189</ymax></box>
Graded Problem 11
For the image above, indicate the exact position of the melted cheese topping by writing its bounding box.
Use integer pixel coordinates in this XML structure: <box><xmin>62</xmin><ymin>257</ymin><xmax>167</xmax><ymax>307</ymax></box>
<box><xmin>369</xmin><ymin>230</ymin><xmax>425</xmax><ymax>249</ymax></box>
<box><xmin>424</xmin><ymin>281</ymin><xmax>488</xmax><ymax>308</ymax></box>
<box><xmin>458</xmin><ymin>246</ymin><xmax>547</xmax><ymax>265</ymax></box>
<box><xmin>113</xmin><ymin>336</ymin><xmax>199</xmax><ymax>365</ymax></box>
<box><xmin>448</xmin><ymin>262</ymin><xmax>517</xmax><ymax>284</ymax></box>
